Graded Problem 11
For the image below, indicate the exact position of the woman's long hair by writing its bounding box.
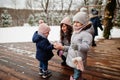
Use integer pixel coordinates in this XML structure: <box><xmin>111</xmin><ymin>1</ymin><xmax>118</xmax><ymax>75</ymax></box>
<box><xmin>60</xmin><ymin>23</ymin><xmax>73</xmax><ymax>44</ymax></box>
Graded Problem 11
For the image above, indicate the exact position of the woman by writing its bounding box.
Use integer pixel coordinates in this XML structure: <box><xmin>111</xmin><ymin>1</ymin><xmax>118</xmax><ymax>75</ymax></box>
<box><xmin>57</xmin><ymin>17</ymin><xmax>73</xmax><ymax>66</ymax></box>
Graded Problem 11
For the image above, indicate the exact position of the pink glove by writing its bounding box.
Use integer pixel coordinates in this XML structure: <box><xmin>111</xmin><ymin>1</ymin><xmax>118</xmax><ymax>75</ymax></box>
<box><xmin>59</xmin><ymin>50</ymin><xmax>64</xmax><ymax>57</ymax></box>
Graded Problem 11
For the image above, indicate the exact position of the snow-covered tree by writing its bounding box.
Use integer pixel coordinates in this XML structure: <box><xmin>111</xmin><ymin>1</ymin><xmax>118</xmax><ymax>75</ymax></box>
<box><xmin>27</xmin><ymin>14</ymin><xmax>35</xmax><ymax>26</ymax></box>
<box><xmin>39</xmin><ymin>12</ymin><xmax>47</xmax><ymax>22</ymax></box>
<box><xmin>28</xmin><ymin>13</ymin><xmax>48</xmax><ymax>26</ymax></box>
<box><xmin>34</xmin><ymin>13</ymin><xmax>41</xmax><ymax>25</ymax></box>
<box><xmin>1</xmin><ymin>10</ymin><xmax>12</xmax><ymax>27</ymax></box>
<box><xmin>116</xmin><ymin>10</ymin><xmax>120</xmax><ymax>27</ymax></box>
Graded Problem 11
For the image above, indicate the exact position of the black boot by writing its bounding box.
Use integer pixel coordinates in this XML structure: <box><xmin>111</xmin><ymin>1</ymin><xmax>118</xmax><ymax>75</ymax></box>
<box><xmin>61</xmin><ymin>55</ymin><xmax>67</xmax><ymax>66</ymax></box>
<box><xmin>42</xmin><ymin>70</ymin><xmax>52</xmax><ymax>78</ymax></box>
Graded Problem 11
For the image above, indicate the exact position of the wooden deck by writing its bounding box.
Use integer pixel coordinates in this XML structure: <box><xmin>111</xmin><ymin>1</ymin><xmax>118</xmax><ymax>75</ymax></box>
<box><xmin>0</xmin><ymin>38</ymin><xmax>120</xmax><ymax>80</ymax></box>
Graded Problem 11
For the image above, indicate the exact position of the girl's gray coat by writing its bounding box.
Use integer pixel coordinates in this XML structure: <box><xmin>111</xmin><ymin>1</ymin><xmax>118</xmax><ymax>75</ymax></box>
<box><xmin>65</xmin><ymin>24</ymin><xmax>94</xmax><ymax>69</ymax></box>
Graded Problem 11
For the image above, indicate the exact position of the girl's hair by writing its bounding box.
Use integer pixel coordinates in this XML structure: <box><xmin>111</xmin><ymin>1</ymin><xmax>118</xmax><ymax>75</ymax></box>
<box><xmin>60</xmin><ymin>23</ymin><xmax>73</xmax><ymax>44</ymax></box>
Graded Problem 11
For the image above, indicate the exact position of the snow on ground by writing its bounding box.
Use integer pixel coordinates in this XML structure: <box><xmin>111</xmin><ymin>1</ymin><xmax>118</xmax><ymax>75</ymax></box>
<box><xmin>0</xmin><ymin>26</ymin><xmax>60</xmax><ymax>43</ymax></box>
<box><xmin>0</xmin><ymin>25</ymin><xmax>120</xmax><ymax>43</ymax></box>
<box><xmin>95</xmin><ymin>27</ymin><xmax>120</xmax><ymax>41</ymax></box>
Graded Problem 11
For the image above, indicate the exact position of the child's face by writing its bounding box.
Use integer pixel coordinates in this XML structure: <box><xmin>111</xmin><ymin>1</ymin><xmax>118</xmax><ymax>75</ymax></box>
<box><xmin>73</xmin><ymin>21</ymin><xmax>83</xmax><ymax>28</ymax></box>
<box><xmin>62</xmin><ymin>24</ymin><xmax>67</xmax><ymax>33</ymax></box>
<box><xmin>43</xmin><ymin>31</ymin><xmax>49</xmax><ymax>38</ymax></box>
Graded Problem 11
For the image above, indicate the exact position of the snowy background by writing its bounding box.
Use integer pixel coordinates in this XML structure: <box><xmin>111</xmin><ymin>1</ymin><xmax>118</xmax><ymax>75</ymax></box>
<box><xmin>0</xmin><ymin>25</ymin><xmax>120</xmax><ymax>43</ymax></box>
<box><xmin>1</xmin><ymin>0</ymin><xmax>119</xmax><ymax>43</ymax></box>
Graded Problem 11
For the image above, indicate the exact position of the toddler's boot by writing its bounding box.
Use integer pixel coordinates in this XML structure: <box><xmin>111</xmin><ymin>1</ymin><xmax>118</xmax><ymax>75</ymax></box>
<box><xmin>38</xmin><ymin>69</ymin><xmax>43</xmax><ymax>76</ymax></box>
<box><xmin>42</xmin><ymin>70</ymin><xmax>52</xmax><ymax>78</ymax></box>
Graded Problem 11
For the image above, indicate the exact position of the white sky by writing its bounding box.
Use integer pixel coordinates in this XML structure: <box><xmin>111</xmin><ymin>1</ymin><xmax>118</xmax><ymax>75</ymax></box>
<box><xmin>0</xmin><ymin>0</ymin><xmax>25</xmax><ymax>9</ymax></box>
<box><xmin>0</xmin><ymin>0</ymin><xmax>85</xmax><ymax>9</ymax></box>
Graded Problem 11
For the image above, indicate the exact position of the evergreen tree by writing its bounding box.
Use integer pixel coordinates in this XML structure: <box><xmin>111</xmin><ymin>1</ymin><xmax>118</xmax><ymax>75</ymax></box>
<box><xmin>1</xmin><ymin>10</ymin><xmax>12</xmax><ymax>27</ymax></box>
<box><xmin>34</xmin><ymin>13</ymin><xmax>41</xmax><ymax>26</ymax></box>
<box><xmin>116</xmin><ymin>10</ymin><xmax>120</xmax><ymax>27</ymax></box>
<box><xmin>27</xmin><ymin>14</ymin><xmax>35</xmax><ymax>26</ymax></box>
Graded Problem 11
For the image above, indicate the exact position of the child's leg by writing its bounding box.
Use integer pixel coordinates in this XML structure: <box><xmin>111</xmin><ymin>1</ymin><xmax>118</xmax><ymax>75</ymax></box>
<box><xmin>40</xmin><ymin>61</ymin><xmax>48</xmax><ymax>71</ymax></box>
<box><xmin>92</xmin><ymin>35</ymin><xmax>96</xmax><ymax>46</ymax></box>
<box><xmin>40</xmin><ymin>61</ymin><xmax>51</xmax><ymax>78</ymax></box>
<box><xmin>73</xmin><ymin>68</ymin><xmax>82</xmax><ymax>80</ymax></box>
<box><xmin>38</xmin><ymin>61</ymin><xmax>43</xmax><ymax>75</ymax></box>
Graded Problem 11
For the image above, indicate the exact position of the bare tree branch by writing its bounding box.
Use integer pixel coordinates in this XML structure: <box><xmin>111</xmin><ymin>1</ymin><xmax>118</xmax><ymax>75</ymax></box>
<box><xmin>67</xmin><ymin>0</ymin><xmax>73</xmax><ymax>14</ymax></box>
<box><xmin>25</xmin><ymin>0</ymin><xmax>33</xmax><ymax>9</ymax></box>
<box><xmin>11</xmin><ymin>0</ymin><xmax>17</xmax><ymax>9</ymax></box>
